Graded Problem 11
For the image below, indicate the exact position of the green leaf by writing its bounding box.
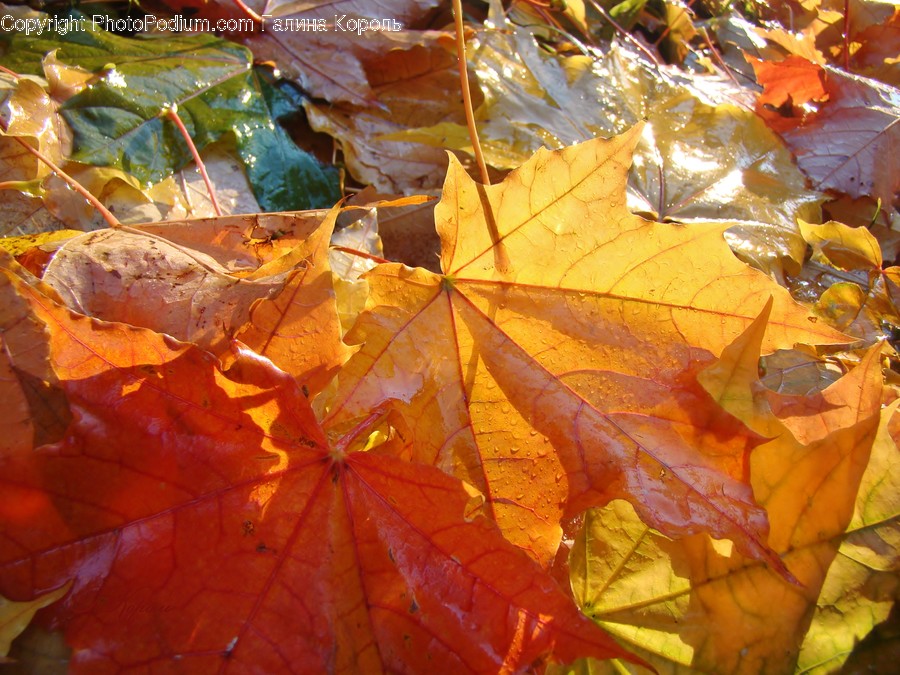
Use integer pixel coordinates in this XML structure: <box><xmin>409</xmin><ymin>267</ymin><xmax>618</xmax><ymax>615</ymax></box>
<box><xmin>238</xmin><ymin>71</ymin><xmax>340</xmax><ymax>211</ymax></box>
<box><xmin>0</xmin><ymin>13</ymin><xmax>339</xmax><ymax>211</ymax></box>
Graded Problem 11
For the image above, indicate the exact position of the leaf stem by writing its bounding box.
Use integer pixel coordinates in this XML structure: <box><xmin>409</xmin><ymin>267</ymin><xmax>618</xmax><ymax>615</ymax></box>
<box><xmin>843</xmin><ymin>0</ymin><xmax>851</xmax><ymax>71</ymax></box>
<box><xmin>451</xmin><ymin>0</ymin><xmax>491</xmax><ymax>186</ymax></box>
<box><xmin>699</xmin><ymin>26</ymin><xmax>739</xmax><ymax>86</ymax></box>
<box><xmin>331</xmin><ymin>405</ymin><xmax>392</xmax><ymax>458</ymax></box>
<box><xmin>7</xmin><ymin>135</ymin><xmax>120</xmax><ymax>228</ymax></box>
<box><xmin>653</xmin><ymin>1</ymin><xmax>688</xmax><ymax>48</ymax></box>
<box><xmin>165</xmin><ymin>106</ymin><xmax>222</xmax><ymax>217</ymax></box>
<box><xmin>232</xmin><ymin>0</ymin><xmax>264</xmax><ymax>25</ymax></box>
<box><xmin>451</xmin><ymin>0</ymin><xmax>511</xmax><ymax>272</ymax></box>
<box><xmin>330</xmin><ymin>245</ymin><xmax>390</xmax><ymax>265</ymax></box>
<box><xmin>585</xmin><ymin>0</ymin><xmax>662</xmax><ymax>67</ymax></box>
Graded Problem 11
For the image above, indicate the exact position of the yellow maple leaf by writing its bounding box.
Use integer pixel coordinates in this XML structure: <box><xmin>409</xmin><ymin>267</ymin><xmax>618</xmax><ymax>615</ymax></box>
<box><xmin>325</xmin><ymin>125</ymin><xmax>847</xmax><ymax>568</ymax></box>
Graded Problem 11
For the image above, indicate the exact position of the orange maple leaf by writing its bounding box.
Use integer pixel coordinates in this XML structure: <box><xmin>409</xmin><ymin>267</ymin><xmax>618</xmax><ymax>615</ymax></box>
<box><xmin>0</xmin><ymin>258</ymin><xmax>646</xmax><ymax>672</ymax></box>
<box><xmin>749</xmin><ymin>54</ymin><xmax>829</xmax><ymax>113</ymax></box>
<box><xmin>325</xmin><ymin>125</ymin><xmax>847</xmax><ymax>571</ymax></box>
<box><xmin>751</xmin><ymin>57</ymin><xmax>900</xmax><ymax>205</ymax></box>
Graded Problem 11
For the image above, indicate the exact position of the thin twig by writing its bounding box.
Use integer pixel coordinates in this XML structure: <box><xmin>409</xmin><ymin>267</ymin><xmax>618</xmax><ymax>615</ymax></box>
<box><xmin>0</xmin><ymin>72</ymin><xmax>120</xmax><ymax>227</ymax></box>
<box><xmin>165</xmin><ymin>105</ymin><xmax>222</xmax><ymax>217</ymax></box>
<box><xmin>585</xmin><ymin>0</ymin><xmax>662</xmax><ymax>67</ymax></box>
<box><xmin>451</xmin><ymin>0</ymin><xmax>491</xmax><ymax>186</ymax></box>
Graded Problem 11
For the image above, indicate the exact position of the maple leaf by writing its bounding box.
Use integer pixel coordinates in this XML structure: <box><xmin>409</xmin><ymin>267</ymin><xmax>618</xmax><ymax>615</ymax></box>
<box><xmin>0</xmin><ymin>77</ymin><xmax>68</xmax><ymax>235</ymax></box>
<box><xmin>658</xmin><ymin>0</ymin><xmax>698</xmax><ymax>65</ymax></box>
<box><xmin>851</xmin><ymin>6</ymin><xmax>900</xmax><ymax>86</ymax></box>
<box><xmin>752</xmin><ymin>57</ymin><xmax>900</xmax><ymax>206</ymax></box>
<box><xmin>749</xmin><ymin>55</ymin><xmax>829</xmax><ymax>114</ymax></box>
<box><xmin>177</xmin><ymin>0</ymin><xmax>441</xmax><ymax>107</ymax></box>
<box><xmin>0</xmin><ymin>77</ymin><xmax>70</xmax><ymax>171</ymax></box>
<box><xmin>324</xmin><ymin>125</ymin><xmax>847</xmax><ymax>569</ymax></box>
<box><xmin>564</xmin><ymin>301</ymin><xmax>885</xmax><ymax>674</ymax></box>
<box><xmin>2</xmin><ymin>5</ymin><xmax>895</xmax><ymax>669</ymax></box>
<box><xmin>796</xmin><ymin>398</ymin><xmax>900</xmax><ymax>672</ymax></box>
<box><xmin>346</xmin><ymin>187</ymin><xmax>442</xmax><ymax>272</ymax></box>
<box><xmin>329</xmin><ymin>207</ymin><xmax>386</xmax><ymax>331</ymax></box>
<box><xmin>0</xmin><ymin>60</ymin><xmax>244</xmax><ymax>232</ymax></box>
<box><xmin>752</xmin><ymin>0</ymin><xmax>899</xmax><ymax>87</ymax></box>
<box><xmin>39</xmin><ymin>209</ymin><xmax>350</xmax><ymax>395</ymax></box>
<box><xmin>41</xmin><ymin>228</ymin><xmax>291</xmax><ymax>352</ymax></box>
<box><xmin>305</xmin><ymin>31</ymin><xmax>479</xmax><ymax>194</ymax></box>
<box><xmin>0</xmin><ymin>15</ymin><xmax>340</xmax><ymax>212</ymax></box>
<box><xmin>788</xmin><ymin>219</ymin><xmax>900</xmax><ymax>343</ymax></box>
<box><xmin>393</xmin><ymin>28</ymin><xmax>823</xmax><ymax>276</ymax></box>
<box><xmin>0</xmin><ymin>141</ymin><xmax>59</xmax><ymax>237</ymax></box>
<box><xmin>0</xmin><ymin>259</ymin><xmax>644</xmax><ymax>673</ymax></box>
<box><xmin>800</xmin><ymin>219</ymin><xmax>883</xmax><ymax>272</ymax></box>
<box><xmin>0</xmin><ymin>334</ymin><xmax>41</xmax><ymax>456</ymax></box>
<box><xmin>0</xmin><ymin>260</ymin><xmax>72</xmax><ymax>453</ymax></box>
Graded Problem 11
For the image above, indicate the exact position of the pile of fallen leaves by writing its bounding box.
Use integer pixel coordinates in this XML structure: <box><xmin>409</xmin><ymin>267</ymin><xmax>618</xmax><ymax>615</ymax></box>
<box><xmin>0</xmin><ymin>0</ymin><xmax>898</xmax><ymax>673</ymax></box>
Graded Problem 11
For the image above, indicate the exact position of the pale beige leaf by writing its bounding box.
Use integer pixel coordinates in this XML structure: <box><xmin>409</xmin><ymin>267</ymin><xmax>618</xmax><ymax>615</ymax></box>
<box><xmin>42</xmin><ymin>229</ymin><xmax>288</xmax><ymax>353</ymax></box>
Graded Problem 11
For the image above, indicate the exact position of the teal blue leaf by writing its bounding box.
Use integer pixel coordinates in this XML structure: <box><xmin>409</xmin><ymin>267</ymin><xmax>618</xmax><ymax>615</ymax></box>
<box><xmin>0</xmin><ymin>12</ymin><xmax>339</xmax><ymax>211</ymax></box>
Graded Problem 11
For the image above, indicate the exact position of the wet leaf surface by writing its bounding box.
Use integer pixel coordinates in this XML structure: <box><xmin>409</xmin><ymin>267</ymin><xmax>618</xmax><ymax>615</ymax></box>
<box><xmin>326</xmin><ymin>127</ymin><xmax>846</xmax><ymax>569</ymax></box>
<box><xmin>0</xmin><ymin>261</ymin><xmax>643</xmax><ymax>672</ymax></box>
<box><xmin>1</xmin><ymin>17</ymin><xmax>340</xmax><ymax>211</ymax></box>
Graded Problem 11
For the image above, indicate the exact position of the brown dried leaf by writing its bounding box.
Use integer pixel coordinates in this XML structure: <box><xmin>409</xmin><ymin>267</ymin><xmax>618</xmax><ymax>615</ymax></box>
<box><xmin>305</xmin><ymin>34</ymin><xmax>475</xmax><ymax>193</ymax></box>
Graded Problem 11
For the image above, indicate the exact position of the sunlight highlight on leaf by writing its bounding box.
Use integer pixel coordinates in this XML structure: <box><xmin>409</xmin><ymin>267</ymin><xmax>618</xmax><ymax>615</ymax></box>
<box><xmin>565</xmin><ymin>301</ymin><xmax>883</xmax><ymax>674</ymax></box>
<box><xmin>327</xmin><ymin>126</ymin><xmax>847</xmax><ymax>570</ymax></box>
<box><xmin>0</xmin><ymin>265</ymin><xmax>642</xmax><ymax>672</ymax></box>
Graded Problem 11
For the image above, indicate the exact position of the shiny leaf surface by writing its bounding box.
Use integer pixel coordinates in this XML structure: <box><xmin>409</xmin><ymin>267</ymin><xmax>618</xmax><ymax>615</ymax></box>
<box><xmin>796</xmin><ymin>400</ymin><xmax>900</xmax><ymax>673</ymax></box>
<box><xmin>566</xmin><ymin>303</ymin><xmax>883</xmax><ymax>674</ymax></box>
<box><xmin>754</xmin><ymin>59</ymin><xmax>900</xmax><ymax>206</ymax></box>
<box><xmin>396</xmin><ymin>24</ymin><xmax>823</xmax><ymax>275</ymax></box>
<box><xmin>326</xmin><ymin>126</ymin><xmax>846</xmax><ymax>570</ymax></box>
<box><xmin>305</xmin><ymin>31</ymin><xmax>473</xmax><ymax>194</ymax></box>
<box><xmin>0</xmin><ymin>16</ymin><xmax>340</xmax><ymax>211</ymax></box>
<box><xmin>179</xmin><ymin>0</ymin><xmax>442</xmax><ymax>107</ymax></box>
<box><xmin>0</xmin><ymin>265</ymin><xmax>642</xmax><ymax>673</ymax></box>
